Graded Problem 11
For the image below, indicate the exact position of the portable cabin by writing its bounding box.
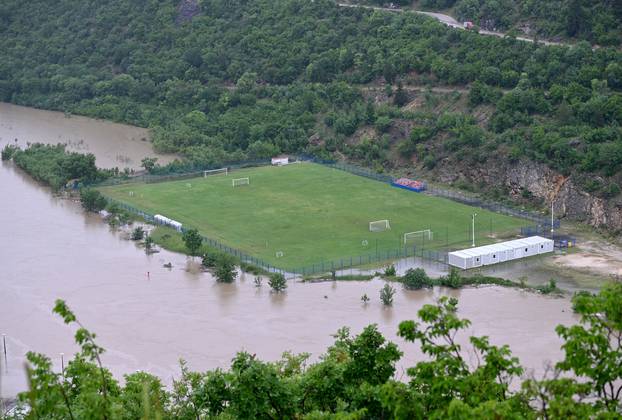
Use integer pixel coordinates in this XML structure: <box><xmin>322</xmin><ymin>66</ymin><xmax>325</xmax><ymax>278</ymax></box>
<box><xmin>448</xmin><ymin>249</ymin><xmax>483</xmax><ymax>269</ymax></box>
<box><xmin>448</xmin><ymin>248</ymin><xmax>486</xmax><ymax>269</ymax></box>
<box><xmin>271</xmin><ymin>156</ymin><xmax>289</xmax><ymax>166</ymax></box>
<box><xmin>502</xmin><ymin>242</ymin><xmax>521</xmax><ymax>261</ymax></box>
<box><xmin>511</xmin><ymin>239</ymin><xmax>539</xmax><ymax>258</ymax></box>
<box><xmin>520</xmin><ymin>236</ymin><xmax>554</xmax><ymax>254</ymax></box>
<box><xmin>484</xmin><ymin>243</ymin><xmax>514</xmax><ymax>264</ymax></box>
<box><xmin>169</xmin><ymin>220</ymin><xmax>183</xmax><ymax>232</ymax></box>
<box><xmin>448</xmin><ymin>236</ymin><xmax>554</xmax><ymax>269</ymax></box>
<box><xmin>154</xmin><ymin>214</ymin><xmax>183</xmax><ymax>232</ymax></box>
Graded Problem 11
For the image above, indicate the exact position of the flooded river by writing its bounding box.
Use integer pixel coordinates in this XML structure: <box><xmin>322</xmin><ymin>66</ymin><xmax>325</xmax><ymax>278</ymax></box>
<box><xmin>0</xmin><ymin>102</ymin><xmax>175</xmax><ymax>170</ymax></box>
<box><xmin>0</xmin><ymin>106</ymin><xmax>578</xmax><ymax>399</ymax></box>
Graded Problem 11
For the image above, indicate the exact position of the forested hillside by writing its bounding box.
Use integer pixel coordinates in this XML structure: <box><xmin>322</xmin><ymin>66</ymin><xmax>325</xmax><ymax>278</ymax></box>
<box><xmin>1</xmin><ymin>0</ymin><xmax>621</xmax><ymax>223</ymax></box>
<box><xmin>360</xmin><ymin>0</ymin><xmax>622</xmax><ymax>46</ymax></box>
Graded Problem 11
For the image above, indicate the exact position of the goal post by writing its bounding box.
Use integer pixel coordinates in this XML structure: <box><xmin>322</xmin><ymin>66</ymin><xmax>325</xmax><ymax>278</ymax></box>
<box><xmin>404</xmin><ymin>229</ymin><xmax>433</xmax><ymax>244</ymax></box>
<box><xmin>204</xmin><ymin>167</ymin><xmax>228</xmax><ymax>177</ymax></box>
<box><xmin>232</xmin><ymin>177</ymin><xmax>250</xmax><ymax>187</ymax></box>
<box><xmin>369</xmin><ymin>220</ymin><xmax>391</xmax><ymax>232</ymax></box>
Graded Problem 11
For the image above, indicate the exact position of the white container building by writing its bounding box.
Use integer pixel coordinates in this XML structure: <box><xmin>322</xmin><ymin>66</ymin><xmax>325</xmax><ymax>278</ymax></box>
<box><xmin>448</xmin><ymin>249</ymin><xmax>483</xmax><ymax>269</ymax></box>
<box><xmin>519</xmin><ymin>236</ymin><xmax>554</xmax><ymax>255</ymax></box>
<box><xmin>154</xmin><ymin>214</ymin><xmax>183</xmax><ymax>232</ymax></box>
<box><xmin>271</xmin><ymin>156</ymin><xmax>289</xmax><ymax>166</ymax></box>
<box><xmin>448</xmin><ymin>236</ymin><xmax>554</xmax><ymax>270</ymax></box>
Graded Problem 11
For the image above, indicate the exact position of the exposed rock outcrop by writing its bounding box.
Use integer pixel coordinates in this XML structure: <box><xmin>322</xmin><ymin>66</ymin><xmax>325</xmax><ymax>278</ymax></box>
<box><xmin>435</xmin><ymin>158</ymin><xmax>622</xmax><ymax>234</ymax></box>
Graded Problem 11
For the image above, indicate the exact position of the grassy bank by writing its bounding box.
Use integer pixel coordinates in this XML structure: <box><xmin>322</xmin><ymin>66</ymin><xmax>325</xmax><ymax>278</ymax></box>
<box><xmin>148</xmin><ymin>226</ymin><xmax>269</xmax><ymax>276</ymax></box>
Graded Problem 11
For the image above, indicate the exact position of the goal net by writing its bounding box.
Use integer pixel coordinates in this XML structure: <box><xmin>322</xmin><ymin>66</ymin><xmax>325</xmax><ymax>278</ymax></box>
<box><xmin>404</xmin><ymin>229</ymin><xmax>433</xmax><ymax>244</ymax></box>
<box><xmin>204</xmin><ymin>168</ymin><xmax>228</xmax><ymax>177</ymax></box>
<box><xmin>369</xmin><ymin>220</ymin><xmax>391</xmax><ymax>232</ymax></box>
<box><xmin>232</xmin><ymin>177</ymin><xmax>250</xmax><ymax>187</ymax></box>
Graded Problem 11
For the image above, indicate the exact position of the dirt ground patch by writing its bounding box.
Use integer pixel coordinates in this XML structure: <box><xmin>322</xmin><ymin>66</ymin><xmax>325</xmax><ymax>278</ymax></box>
<box><xmin>551</xmin><ymin>240</ymin><xmax>622</xmax><ymax>280</ymax></box>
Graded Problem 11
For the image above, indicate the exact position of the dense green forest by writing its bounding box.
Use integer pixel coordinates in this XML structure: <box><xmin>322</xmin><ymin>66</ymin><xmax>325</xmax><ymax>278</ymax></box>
<box><xmin>357</xmin><ymin>0</ymin><xmax>622</xmax><ymax>46</ymax></box>
<box><xmin>7</xmin><ymin>284</ymin><xmax>622</xmax><ymax>418</ymax></box>
<box><xmin>0</xmin><ymin>0</ymin><xmax>621</xmax><ymax>197</ymax></box>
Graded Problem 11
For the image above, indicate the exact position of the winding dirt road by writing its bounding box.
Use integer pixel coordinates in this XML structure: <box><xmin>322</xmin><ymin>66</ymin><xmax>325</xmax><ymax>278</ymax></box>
<box><xmin>337</xmin><ymin>3</ymin><xmax>568</xmax><ymax>47</ymax></box>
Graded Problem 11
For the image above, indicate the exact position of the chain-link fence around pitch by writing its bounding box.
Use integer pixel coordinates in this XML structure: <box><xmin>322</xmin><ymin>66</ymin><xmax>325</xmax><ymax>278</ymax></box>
<box><xmin>108</xmin><ymin>195</ymin><xmax>451</xmax><ymax>277</ymax></box>
<box><xmin>302</xmin><ymin>155</ymin><xmax>559</xmax><ymax>229</ymax></box>
<box><xmin>94</xmin><ymin>158</ymin><xmax>272</xmax><ymax>187</ymax></box>
<box><xmin>107</xmin><ymin>198</ymin><xmax>448</xmax><ymax>277</ymax></box>
<box><xmin>424</xmin><ymin>185</ymin><xmax>560</xmax><ymax>228</ymax></box>
<box><xmin>94</xmin><ymin>155</ymin><xmax>560</xmax><ymax>230</ymax></box>
<box><xmin>97</xmin><ymin>156</ymin><xmax>561</xmax><ymax>276</ymax></box>
<box><xmin>289</xmin><ymin>247</ymin><xmax>447</xmax><ymax>277</ymax></box>
<box><xmin>108</xmin><ymin>199</ymin><xmax>291</xmax><ymax>275</ymax></box>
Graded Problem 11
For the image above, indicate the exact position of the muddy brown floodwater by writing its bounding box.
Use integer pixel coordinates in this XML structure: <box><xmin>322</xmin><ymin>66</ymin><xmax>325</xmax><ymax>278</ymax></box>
<box><xmin>0</xmin><ymin>102</ymin><xmax>176</xmax><ymax>170</ymax></box>
<box><xmin>0</xmin><ymin>106</ymin><xmax>578</xmax><ymax>400</ymax></box>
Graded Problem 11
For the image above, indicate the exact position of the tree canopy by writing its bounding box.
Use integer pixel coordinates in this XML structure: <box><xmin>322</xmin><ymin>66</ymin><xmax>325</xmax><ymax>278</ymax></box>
<box><xmin>1</xmin><ymin>0</ymin><xmax>620</xmax><ymax>202</ymax></box>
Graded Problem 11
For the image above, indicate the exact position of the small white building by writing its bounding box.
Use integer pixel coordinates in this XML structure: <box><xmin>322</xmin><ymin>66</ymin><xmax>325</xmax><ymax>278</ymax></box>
<box><xmin>448</xmin><ymin>236</ymin><xmax>554</xmax><ymax>270</ymax></box>
<box><xmin>154</xmin><ymin>214</ymin><xmax>183</xmax><ymax>232</ymax></box>
<box><xmin>448</xmin><ymin>249</ymin><xmax>483</xmax><ymax>269</ymax></box>
<box><xmin>271</xmin><ymin>156</ymin><xmax>289</xmax><ymax>166</ymax></box>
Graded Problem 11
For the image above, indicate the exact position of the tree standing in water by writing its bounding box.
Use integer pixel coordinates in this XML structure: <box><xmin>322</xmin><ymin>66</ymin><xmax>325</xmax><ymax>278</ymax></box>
<box><xmin>182</xmin><ymin>228</ymin><xmax>203</xmax><ymax>258</ymax></box>
<box><xmin>268</xmin><ymin>273</ymin><xmax>287</xmax><ymax>293</ymax></box>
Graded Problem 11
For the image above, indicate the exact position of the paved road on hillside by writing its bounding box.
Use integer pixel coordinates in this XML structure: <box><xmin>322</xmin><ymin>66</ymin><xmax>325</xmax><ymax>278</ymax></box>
<box><xmin>337</xmin><ymin>3</ymin><xmax>567</xmax><ymax>47</ymax></box>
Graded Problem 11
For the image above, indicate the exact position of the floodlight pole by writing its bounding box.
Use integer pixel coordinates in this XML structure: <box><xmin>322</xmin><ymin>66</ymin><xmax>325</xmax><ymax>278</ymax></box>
<box><xmin>2</xmin><ymin>334</ymin><xmax>7</xmax><ymax>373</ymax></box>
<box><xmin>471</xmin><ymin>214</ymin><xmax>477</xmax><ymax>247</ymax></box>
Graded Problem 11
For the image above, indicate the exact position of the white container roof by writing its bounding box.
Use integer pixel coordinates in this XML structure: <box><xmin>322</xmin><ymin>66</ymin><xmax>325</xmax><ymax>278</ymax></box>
<box><xmin>449</xmin><ymin>236</ymin><xmax>552</xmax><ymax>258</ymax></box>
<box><xmin>516</xmin><ymin>236</ymin><xmax>553</xmax><ymax>245</ymax></box>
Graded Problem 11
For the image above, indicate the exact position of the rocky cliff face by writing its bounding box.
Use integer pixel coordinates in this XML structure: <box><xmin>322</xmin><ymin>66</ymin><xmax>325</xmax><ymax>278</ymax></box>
<box><xmin>434</xmin><ymin>158</ymin><xmax>622</xmax><ymax>234</ymax></box>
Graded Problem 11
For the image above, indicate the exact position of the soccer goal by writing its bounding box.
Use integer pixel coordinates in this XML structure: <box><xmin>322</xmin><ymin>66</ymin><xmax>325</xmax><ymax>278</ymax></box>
<box><xmin>369</xmin><ymin>220</ymin><xmax>391</xmax><ymax>232</ymax></box>
<box><xmin>404</xmin><ymin>229</ymin><xmax>433</xmax><ymax>244</ymax></box>
<box><xmin>204</xmin><ymin>167</ymin><xmax>228</xmax><ymax>177</ymax></box>
<box><xmin>232</xmin><ymin>177</ymin><xmax>250</xmax><ymax>187</ymax></box>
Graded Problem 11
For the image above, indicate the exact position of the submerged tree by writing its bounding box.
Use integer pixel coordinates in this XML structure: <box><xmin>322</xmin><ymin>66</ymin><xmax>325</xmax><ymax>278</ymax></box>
<box><xmin>79</xmin><ymin>189</ymin><xmax>107</xmax><ymax>212</ymax></box>
<box><xmin>130</xmin><ymin>226</ymin><xmax>144</xmax><ymax>241</ymax></box>
<box><xmin>144</xmin><ymin>235</ymin><xmax>154</xmax><ymax>253</ymax></box>
<box><xmin>380</xmin><ymin>283</ymin><xmax>396</xmax><ymax>306</ymax></box>
<box><xmin>214</xmin><ymin>254</ymin><xmax>237</xmax><ymax>283</ymax></box>
<box><xmin>268</xmin><ymin>273</ymin><xmax>287</xmax><ymax>293</ymax></box>
<box><xmin>182</xmin><ymin>228</ymin><xmax>203</xmax><ymax>258</ymax></box>
<box><xmin>402</xmin><ymin>268</ymin><xmax>432</xmax><ymax>290</ymax></box>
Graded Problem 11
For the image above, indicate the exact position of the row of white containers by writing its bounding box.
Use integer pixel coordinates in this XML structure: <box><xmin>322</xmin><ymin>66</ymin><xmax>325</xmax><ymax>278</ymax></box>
<box><xmin>154</xmin><ymin>214</ymin><xmax>183</xmax><ymax>232</ymax></box>
<box><xmin>448</xmin><ymin>236</ymin><xmax>554</xmax><ymax>270</ymax></box>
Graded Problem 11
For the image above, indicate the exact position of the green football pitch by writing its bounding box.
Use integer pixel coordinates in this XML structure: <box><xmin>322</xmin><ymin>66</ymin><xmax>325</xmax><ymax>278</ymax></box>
<box><xmin>99</xmin><ymin>163</ymin><xmax>527</xmax><ymax>270</ymax></box>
